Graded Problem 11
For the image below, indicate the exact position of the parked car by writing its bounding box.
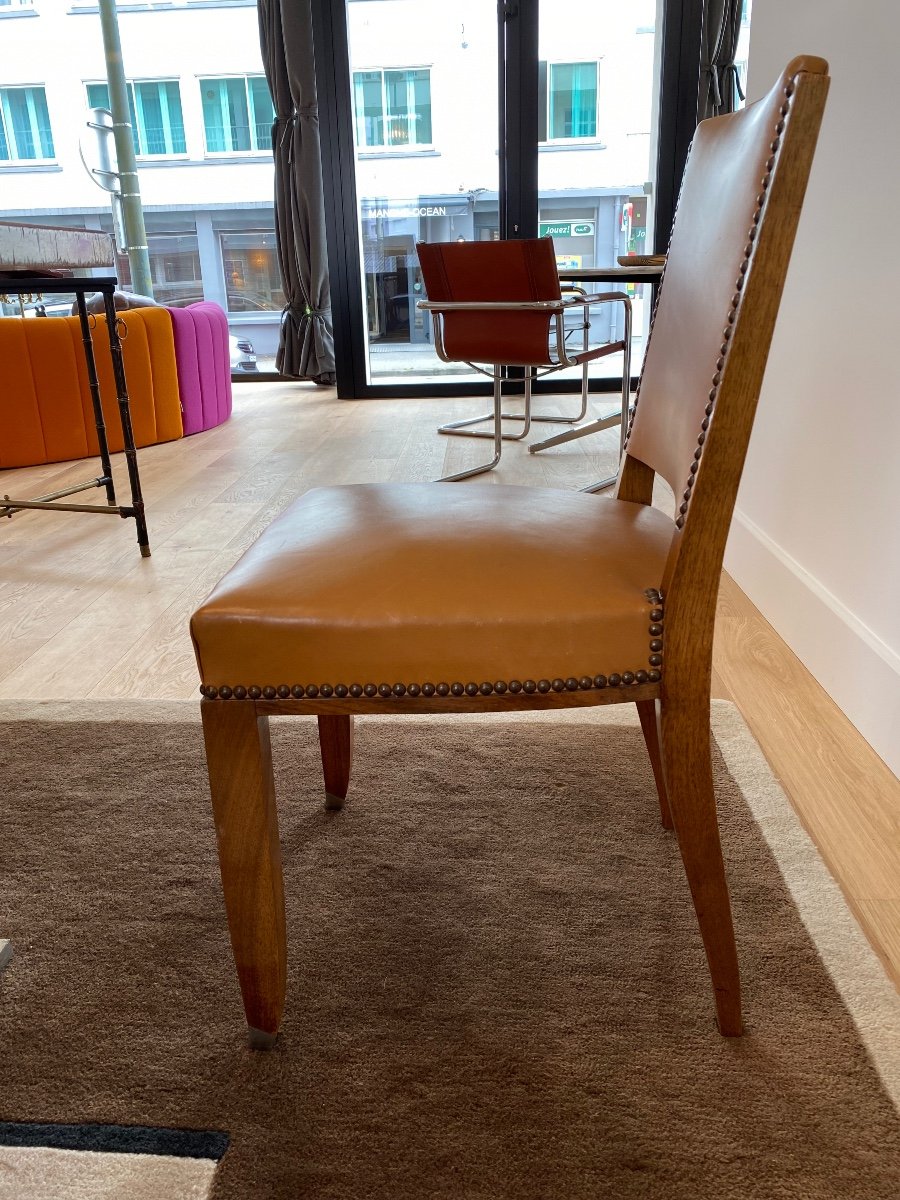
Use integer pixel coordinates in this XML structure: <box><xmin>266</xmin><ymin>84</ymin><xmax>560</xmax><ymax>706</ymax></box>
<box><xmin>155</xmin><ymin>283</ymin><xmax>279</xmax><ymax>313</ymax></box>
<box><xmin>230</xmin><ymin>334</ymin><xmax>258</xmax><ymax>373</ymax></box>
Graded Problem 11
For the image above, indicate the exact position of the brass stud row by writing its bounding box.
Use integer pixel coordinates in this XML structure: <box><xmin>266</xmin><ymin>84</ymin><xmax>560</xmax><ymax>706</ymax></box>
<box><xmin>644</xmin><ymin>586</ymin><xmax>665</xmax><ymax>672</ymax></box>
<box><xmin>201</xmin><ymin>585</ymin><xmax>667</xmax><ymax>702</ymax></box>
<box><xmin>200</xmin><ymin>669</ymin><xmax>664</xmax><ymax>702</ymax></box>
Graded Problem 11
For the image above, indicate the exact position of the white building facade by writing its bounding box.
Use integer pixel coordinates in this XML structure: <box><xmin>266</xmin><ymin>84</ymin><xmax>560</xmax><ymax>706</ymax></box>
<box><xmin>0</xmin><ymin>0</ymin><xmax>675</xmax><ymax>371</ymax></box>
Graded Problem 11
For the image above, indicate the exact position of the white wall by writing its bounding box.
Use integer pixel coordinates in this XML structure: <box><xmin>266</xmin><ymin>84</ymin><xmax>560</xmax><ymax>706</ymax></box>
<box><xmin>725</xmin><ymin>1</ymin><xmax>900</xmax><ymax>775</ymax></box>
<box><xmin>0</xmin><ymin>2</ymin><xmax>273</xmax><ymax>213</ymax></box>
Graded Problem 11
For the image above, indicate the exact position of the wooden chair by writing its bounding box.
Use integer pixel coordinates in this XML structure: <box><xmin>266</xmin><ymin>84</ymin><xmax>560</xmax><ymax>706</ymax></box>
<box><xmin>190</xmin><ymin>57</ymin><xmax>830</xmax><ymax>1048</ymax></box>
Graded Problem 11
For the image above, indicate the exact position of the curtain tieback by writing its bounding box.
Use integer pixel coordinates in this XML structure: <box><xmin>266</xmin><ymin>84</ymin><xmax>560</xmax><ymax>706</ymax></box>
<box><xmin>726</xmin><ymin>61</ymin><xmax>745</xmax><ymax>103</ymax></box>
<box><xmin>282</xmin><ymin>303</ymin><xmax>331</xmax><ymax>322</ymax></box>
<box><xmin>701</xmin><ymin>61</ymin><xmax>723</xmax><ymax>109</ymax></box>
<box><xmin>284</xmin><ymin>108</ymin><xmax>319</xmax><ymax>162</ymax></box>
<box><xmin>272</xmin><ymin>115</ymin><xmax>292</xmax><ymax>152</ymax></box>
<box><xmin>702</xmin><ymin>60</ymin><xmax>744</xmax><ymax>111</ymax></box>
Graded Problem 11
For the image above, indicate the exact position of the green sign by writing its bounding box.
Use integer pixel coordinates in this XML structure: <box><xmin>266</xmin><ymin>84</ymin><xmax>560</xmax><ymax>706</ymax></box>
<box><xmin>539</xmin><ymin>221</ymin><xmax>595</xmax><ymax>238</ymax></box>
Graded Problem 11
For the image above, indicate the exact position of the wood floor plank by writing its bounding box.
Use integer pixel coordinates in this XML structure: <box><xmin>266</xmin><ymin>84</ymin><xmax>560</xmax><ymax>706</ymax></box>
<box><xmin>0</xmin><ymin>547</ymin><xmax>217</xmax><ymax>698</ymax></box>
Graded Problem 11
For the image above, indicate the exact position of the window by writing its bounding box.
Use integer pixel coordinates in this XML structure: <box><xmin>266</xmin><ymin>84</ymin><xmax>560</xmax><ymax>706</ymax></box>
<box><xmin>0</xmin><ymin>86</ymin><xmax>54</xmax><ymax>161</ymax></box>
<box><xmin>219</xmin><ymin>230</ymin><xmax>284</xmax><ymax>312</ymax></box>
<box><xmin>200</xmin><ymin>76</ymin><xmax>274</xmax><ymax>154</ymax></box>
<box><xmin>86</xmin><ymin>80</ymin><xmax>186</xmax><ymax>156</ymax></box>
<box><xmin>538</xmin><ymin>62</ymin><xmax>599</xmax><ymax>141</ymax></box>
<box><xmin>146</xmin><ymin>231</ymin><xmax>203</xmax><ymax>306</ymax></box>
<box><xmin>352</xmin><ymin>68</ymin><xmax>432</xmax><ymax>149</ymax></box>
<box><xmin>734</xmin><ymin>0</ymin><xmax>752</xmax><ymax>110</ymax></box>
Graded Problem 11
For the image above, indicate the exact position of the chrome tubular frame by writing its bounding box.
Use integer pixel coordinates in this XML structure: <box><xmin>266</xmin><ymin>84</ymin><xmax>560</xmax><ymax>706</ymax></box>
<box><xmin>531</xmin><ymin>298</ymin><xmax>634</xmax><ymax>495</ymax></box>
<box><xmin>419</xmin><ymin>292</ymin><xmax>632</xmax><ymax>482</ymax></box>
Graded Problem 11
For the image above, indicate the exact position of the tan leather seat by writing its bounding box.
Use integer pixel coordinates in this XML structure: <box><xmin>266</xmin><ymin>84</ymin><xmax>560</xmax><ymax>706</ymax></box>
<box><xmin>191</xmin><ymin>482</ymin><xmax>673</xmax><ymax>695</ymax></box>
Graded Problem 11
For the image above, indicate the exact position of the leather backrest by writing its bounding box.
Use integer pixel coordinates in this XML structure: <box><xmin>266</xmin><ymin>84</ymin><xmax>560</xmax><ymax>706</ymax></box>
<box><xmin>626</xmin><ymin>56</ymin><xmax>829</xmax><ymax>514</ymax></box>
<box><xmin>416</xmin><ymin>237</ymin><xmax>561</xmax><ymax>366</ymax></box>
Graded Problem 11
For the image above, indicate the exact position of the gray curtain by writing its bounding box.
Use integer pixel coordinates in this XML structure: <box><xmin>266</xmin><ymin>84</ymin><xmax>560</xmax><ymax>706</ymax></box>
<box><xmin>700</xmin><ymin>0</ymin><xmax>744</xmax><ymax>120</ymax></box>
<box><xmin>258</xmin><ymin>0</ymin><xmax>335</xmax><ymax>384</ymax></box>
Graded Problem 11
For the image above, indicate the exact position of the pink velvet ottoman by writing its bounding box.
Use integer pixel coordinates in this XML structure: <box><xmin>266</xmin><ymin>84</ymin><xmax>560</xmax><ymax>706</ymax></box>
<box><xmin>167</xmin><ymin>302</ymin><xmax>233</xmax><ymax>436</ymax></box>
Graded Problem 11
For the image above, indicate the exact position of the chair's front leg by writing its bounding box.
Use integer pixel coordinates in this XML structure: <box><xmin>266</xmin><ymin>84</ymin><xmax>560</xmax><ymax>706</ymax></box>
<box><xmin>201</xmin><ymin>700</ymin><xmax>286</xmax><ymax>1048</ymax></box>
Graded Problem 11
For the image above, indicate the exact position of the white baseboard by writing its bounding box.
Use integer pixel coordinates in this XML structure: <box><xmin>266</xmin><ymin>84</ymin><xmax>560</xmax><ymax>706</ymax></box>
<box><xmin>725</xmin><ymin>509</ymin><xmax>900</xmax><ymax>779</ymax></box>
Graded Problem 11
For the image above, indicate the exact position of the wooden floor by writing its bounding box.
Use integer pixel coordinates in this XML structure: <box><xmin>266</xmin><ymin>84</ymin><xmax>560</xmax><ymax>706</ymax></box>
<box><xmin>2</xmin><ymin>380</ymin><xmax>898</xmax><ymax>986</ymax></box>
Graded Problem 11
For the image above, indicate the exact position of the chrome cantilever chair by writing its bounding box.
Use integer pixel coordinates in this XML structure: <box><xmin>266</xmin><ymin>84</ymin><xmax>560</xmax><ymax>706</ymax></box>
<box><xmin>190</xmin><ymin>57</ymin><xmax>829</xmax><ymax>1048</ymax></box>
<box><xmin>415</xmin><ymin>237</ymin><xmax>632</xmax><ymax>483</ymax></box>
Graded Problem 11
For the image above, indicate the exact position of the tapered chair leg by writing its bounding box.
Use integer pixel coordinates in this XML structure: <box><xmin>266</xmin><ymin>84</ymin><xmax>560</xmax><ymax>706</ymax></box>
<box><xmin>636</xmin><ymin>699</ymin><xmax>674</xmax><ymax>829</ymax></box>
<box><xmin>201</xmin><ymin>700</ymin><xmax>286</xmax><ymax>1048</ymax></box>
<box><xmin>658</xmin><ymin>694</ymin><xmax>742</xmax><ymax>1036</ymax></box>
<box><xmin>317</xmin><ymin>714</ymin><xmax>354</xmax><ymax>811</ymax></box>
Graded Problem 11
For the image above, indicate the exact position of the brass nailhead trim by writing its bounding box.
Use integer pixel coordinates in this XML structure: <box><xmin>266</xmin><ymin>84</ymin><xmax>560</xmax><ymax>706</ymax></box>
<box><xmin>200</xmin><ymin>591</ymin><xmax>666</xmax><ymax>701</ymax></box>
<box><xmin>644</xmin><ymin>587</ymin><xmax>665</xmax><ymax>675</ymax></box>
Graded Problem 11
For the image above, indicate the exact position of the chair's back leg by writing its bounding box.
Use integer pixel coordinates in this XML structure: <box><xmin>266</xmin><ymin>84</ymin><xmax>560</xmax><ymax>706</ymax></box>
<box><xmin>636</xmin><ymin>698</ymin><xmax>673</xmax><ymax>829</ymax></box>
<box><xmin>658</xmin><ymin>691</ymin><xmax>742</xmax><ymax>1035</ymax></box>
<box><xmin>317</xmin><ymin>714</ymin><xmax>354</xmax><ymax>811</ymax></box>
<box><xmin>201</xmin><ymin>700</ymin><xmax>286</xmax><ymax>1047</ymax></box>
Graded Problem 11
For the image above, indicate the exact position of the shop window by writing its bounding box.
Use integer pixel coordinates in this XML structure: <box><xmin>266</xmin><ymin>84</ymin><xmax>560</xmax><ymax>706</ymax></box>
<box><xmin>86</xmin><ymin>80</ymin><xmax>186</xmax><ymax>157</ymax></box>
<box><xmin>219</xmin><ymin>230</ymin><xmax>285</xmax><ymax>312</ymax></box>
<box><xmin>145</xmin><ymin>230</ymin><xmax>203</xmax><ymax>305</ymax></box>
<box><xmin>201</xmin><ymin>76</ymin><xmax>274</xmax><ymax>154</ymax></box>
<box><xmin>352</xmin><ymin>68</ymin><xmax>432</xmax><ymax>149</ymax></box>
<box><xmin>538</xmin><ymin>61</ymin><xmax>599</xmax><ymax>142</ymax></box>
<box><xmin>0</xmin><ymin>85</ymin><xmax>54</xmax><ymax>161</ymax></box>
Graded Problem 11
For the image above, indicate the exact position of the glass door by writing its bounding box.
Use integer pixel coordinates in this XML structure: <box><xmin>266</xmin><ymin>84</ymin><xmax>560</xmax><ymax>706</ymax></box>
<box><xmin>314</xmin><ymin>0</ymin><xmax>697</xmax><ymax>399</ymax></box>
<box><xmin>537</xmin><ymin>0</ymin><xmax>659</xmax><ymax>382</ymax></box>
<box><xmin>346</xmin><ymin>0</ymin><xmax>500</xmax><ymax>385</ymax></box>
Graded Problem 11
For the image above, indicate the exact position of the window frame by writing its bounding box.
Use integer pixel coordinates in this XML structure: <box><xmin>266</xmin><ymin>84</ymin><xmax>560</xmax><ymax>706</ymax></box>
<box><xmin>0</xmin><ymin>84</ymin><xmax>55</xmax><ymax>163</ymax></box>
<box><xmin>539</xmin><ymin>59</ymin><xmax>602</xmax><ymax>145</ymax></box>
<box><xmin>351</xmin><ymin>65</ymin><xmax>434</xmax><ymax>153</ymax></box>
<box><xmin>198</xmin><ymin>74</ymin><xmax>274</xmax><ymax>157</ymax></box>
<box><xmin>85</xmin><ymin>78</ymin><xmax>187</xmax><ymax>159</ymax></box>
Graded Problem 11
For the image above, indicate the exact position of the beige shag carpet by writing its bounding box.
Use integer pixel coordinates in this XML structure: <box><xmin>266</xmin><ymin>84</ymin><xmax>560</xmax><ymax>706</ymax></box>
<box><xmin>1</xmin><ymin>699</ymin><xmax>899</xmax><ymax>1199</ymax></box>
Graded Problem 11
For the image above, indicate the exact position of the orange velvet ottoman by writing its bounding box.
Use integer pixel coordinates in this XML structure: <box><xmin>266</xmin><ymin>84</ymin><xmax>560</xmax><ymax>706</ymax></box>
<box><xmin>0</xmin><ymin>307</ymin><xmax>183</xmax><ymax>469</ymax></box>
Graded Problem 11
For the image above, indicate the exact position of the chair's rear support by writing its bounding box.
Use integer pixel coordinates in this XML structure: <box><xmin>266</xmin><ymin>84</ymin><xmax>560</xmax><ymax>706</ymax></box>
<box><xmin>438</xmin><ymin>366</ymin><xmax>535</xmax><ymax>443</ymax></box>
